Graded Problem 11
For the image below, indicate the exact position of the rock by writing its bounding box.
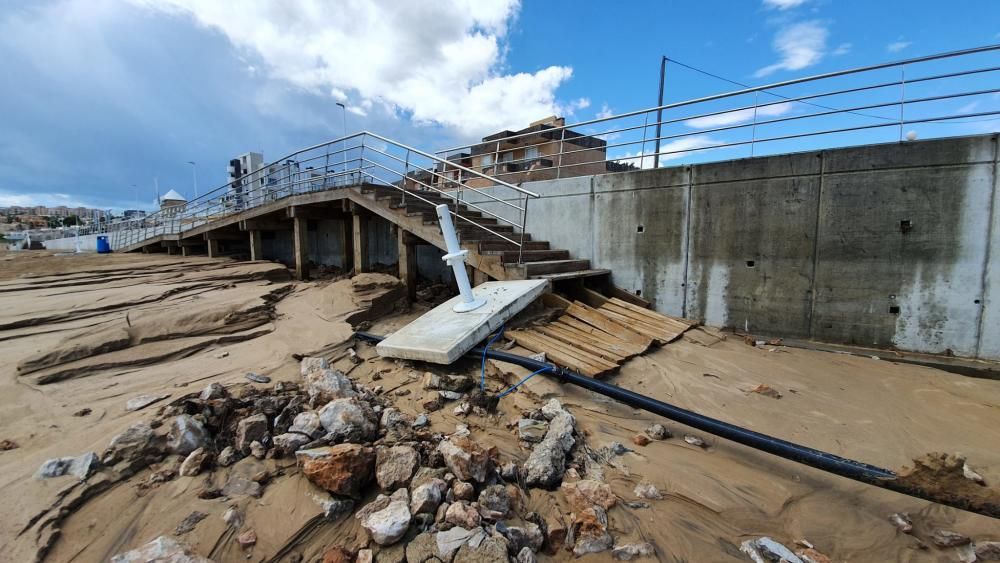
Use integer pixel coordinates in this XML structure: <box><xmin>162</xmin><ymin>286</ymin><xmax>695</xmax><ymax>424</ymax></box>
<box><xmin>321</xmin><ymin>546</ymin><xmax>352</xmax><ymax>563</ymax></box>
<box><xmin>976</xmin><ymin>542</ymin><xmax>1000</xmax><ymax>560</ymax></box>
<box><xmin>612</xmin><ymin>542</ymin><xmax>655</xmax><ymax>560</ymax></box>
<box><xmin>421</xmin><ymin>372</ymin><xmax>441</xmax><ymax>389</ymax></box>
<box><xmin>963</xmin><ymin>462</ymin><xmax>987</xmax><ymax>485</ymax></box>
<box><xmin>298</xmin><ymin>444</ymin><xmax>375</xmax><ymax>498</ymax></box>
<box><xmin>318</xmin><ymin>398</ymin><xmax>378</xmax><ymax>443</ymax></box>
<box><xmin>625</xmin><ymin>501</ymin><xmax>650</xmax><ymax>509</ymax></box>
<box><xmin>104</xmin><ymin>422</ymin><xmax>156</xmax><ymax>464</ymax></box>
<box><xmin>478</xmin><ymin>484</ymin><xmax>510</xmax><ymax>520</ymax></box>
<box><xmin>237</xmin><ymin>528</ymin><xmax>257</xmax><ymax>548</ymax></box>
<box><xmin>355</xmin><ymin>494</ymin><xmax>392</xmax><ymax>523</ymax></box>
<box><xmin>311</xmin><ymin>494</ymin><xmax>355</xmax><ymax>520</ymax></box>
<box><xmin>35</xmin><ymin>452</ymin><xmax>99</xmax><ymax>480</ymax></box>
<box><xmin>502</xmin><ymin>523</ymin><xmax>544</xmax><ymax>554</ymax></box>
<box><xmin>376</xmin><ymin>445</ymin><xmax>420</xmax><ymax>490</ymax></box>
<box><xmin>375</xmin><ymin>542</ymin><xmax>407</xmax><ymax>563</ymax></box>
<box><xmin>633</xmin><ymin>482</ymin><xmax>662</xmax><ymax>500</ymax></box>
<box><xmin>517</xmin><ymin>419</ymin><xmax>548</xmax><ymax>443</ymax></box>
<box><xmin>200</xmin><ymin>382</ymin><xmax>227</xmax><ymax>400</ymax></box>
<box><xmin>179</xmin><ymin>448</ymin><xmax>209</xmax><ymax>477</ymax></box>
<box><xmin>290</xmin><ymin>412</ymin><xmax>324</xmax><ymax>439</ymax></box>
<box><xmin>562</xmin><ymin>479</ymin><xmax>617</xmax><ymax>512</ymax></box>
<box><xmin>888</xmin><ymin>512</ymin><xmax>913</xmax><ymax>534</ymax></box>
<box><xmin>222</xmin><ymin>473</ymin><xmax>262</xmax><ymax>498</ymax></box>
<box><xmin>222</xmin><ymin>506</ymin><xmax>243</xmax><ymax>529</ymax></box>
<box><xmin>362</xmin><ymin>498</ymin><xmax>411</xmax><ymax>545</ymax></box>
<box><xmin>644</xmin><ymin>423</ymin><xmax>670</xmax><ymax>440</ymax></box>
<box><xmin>454</xmin><ymin>402</ymin><xmax>471</xmax><ymax>416</ymax></box>
<box><xmin>174</xmin><ymin>511</ymin><xmax>208</xmax><ymax>535</ymax></box>
<box><xmin>167</xmin><ymin>415</ymin><xmax>210</xmax><ymax>456</ymax></box>
<box><xmin>930</xmin><ymin>529</ymin><xmax>970</xmax><ymax>548</ymax></box>
<box><xmin>436</xmin><ymin>527</ymin><xmax>484</xmax><ymax>560</ymax></box>
<box><xmin>235</xmin><ymin>413</ymin><xmax>270</xmax><ymax>454</ymax></box>
<box><xmin>249</xmin><ymin>440</ymin><xmax>267</xmax><ymax>459</ymax></box>
<box><xmin>405</xmin><ymin>532</ymin><xmax>438</xmax><ymax>563</ymax></box>
<box><xmin>217</xmin><ymin>446</ymin><xmax>238</xmax><ymax>467</ymax></box>
<box><xmin>436</xmin><ymin>436</ymin><xmax>490</xmax><ymax>483</ymax></box>
<box><xmin>500</xmin><ymin>461</ymin><xmax>519</xmax><ymax>481</ymax></box>
<box><xmin>631</xmin><ymin>434</ymin><xmax>650</xmax><ymax>447</ymax></box>
<box><xmin>516</xmin><ymin>546</ymin><xmax>537</xmax><ymax>563</ymax></box>
<box><xmin>300</xmin><ymin>356</ymin><xmax>330</xmax><ymax>376</ymax></box>
<box><xmin>305</xmin><ymin>368</ymin><xmax>356</xmax><ymax>403</ymax></box>
<box><xmin>545</xmin><ymin>518</ymin><xmax>568</xmax><ymax>554</ymax></box>
<box><xmin>573</xmin><ymin>506</ymin><xmax>613</xmax><ymax>556</ymax></box>
<box><xmin>740</xmin><ymin>537</ymin><xmax>804</xmax><ymax>563</ymax></box>
<box><xmin>111</xmin><ymin>536</ymin><xmax>212</xmax><ymax>563</ymax></box>
<box><xmin>798</xmin><ymin>547</ymin><xmax>833</xmax><ymax>563</ymax></box>
<box><xmin>73</xmin><ymin>408</ymin><xmax>92</xmax><ymax>417</ymax></box>
<box><xmin>439</xmin><ymin>390</ymin><xmax>464</xmax><ymax>401</ymax></box>
<box><xmin>524</xmin><ymin>402</ymin><xmax>576</xmax><ymax>488</ymax></box>
<box><xmin>246</xmin><ymin>372</ymin><xmax>271</xmax><ymax>384</ymax></box>
<box><xmin>273</xmin><ymin>433</ymin><xmax>311</xmax><ymax>455</ymax></box>
<box><xmin>412</xmin><ymin>414</ymin><xmax>430</xmax><ymax>428</ymax></box>
<box><xmin>445</xmin><ymin>501</ymin><xmax>481</xmax><ymax>528</ymax></box>
<box><xmin>452</xmin><ymin>481</ymin><xmax>475</xmax><ymax>501</ymax></box>
<box><xmin>454</xmin><ymin>535</ymin><xmax>509</xmax><ymax>563</ymax></box>
<box><xmin>410</xmin><ymin>479</ymin><xmax>445</xmax><ymax>515</ymax></box>
<box><xmin>356</xmin><ymin>549</ymin><xmax>374</xmax><ymax>563</ymax></box>
<box><xmin>125</xmin><ymin>393</ymin><xmax>170</xmax><ymax>412</ymax></box>
<box><xmin>683</xmin><ymin>434</ymin><xmax>707</xmax><ymax>448</ymax></box>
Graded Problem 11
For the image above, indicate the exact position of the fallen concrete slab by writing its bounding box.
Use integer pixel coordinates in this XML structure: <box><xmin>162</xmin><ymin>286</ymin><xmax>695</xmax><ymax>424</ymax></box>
<box><xmin>376</xmin><ymin>279</ymin><xmax>549</xmax><ymax>364</ymax></box>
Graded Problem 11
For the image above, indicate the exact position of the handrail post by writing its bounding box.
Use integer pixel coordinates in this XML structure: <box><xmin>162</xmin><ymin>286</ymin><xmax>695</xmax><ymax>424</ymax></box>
<box><xmin>750</xmin><ymin>91</ymin><xmax>760</xmax><ymax>157</ymax></box>
<box><xmin>556</xmin><ymin>129</ymin><xmax>565</xmax><ymax>179</ymax></box>
<box><xmin>518</xmin><ymin>194</ymin><xmax>529</xmax><ymax>265</ymax></box>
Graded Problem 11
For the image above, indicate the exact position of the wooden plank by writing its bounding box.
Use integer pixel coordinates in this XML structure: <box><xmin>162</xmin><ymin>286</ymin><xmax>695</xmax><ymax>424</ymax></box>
<box><xmin>557</xmin><ymin>316</ymin><xmax>646</xmax><ymax>353</ymax></box>
<box><xmin>608</xmin><ymin>285</ymin><xmax>652</xmax><ymax>308</ymax></box>
<box><xmin>541</xmin><ymin>292</ymin><xmax>573</xmax><ymax>310</ymax></box>
<box><xmin>609</xmin><ymin>297</ymin><xmax>696</xmax><ymax>328</ymax></box>
<box><xmin>577</xmin><ymin>287</ymin><xmax>609</xmax><ymax>309</ymax></box>
<box><xmin>545</xmin><ymin>323</ymin><xmax>638</xmax><ymax>360</ymax></box>
<box><xmin>597</xmin><ymin>307</ymin><xmax>676</xmax><ymax>343</ymax></box>
<box><xmin>601</xmin><ymin>301</ymin><xmax>695</xmax><ymax>337</ymax></box>
<box><xmin>535</xmin><ymin>325</ymin><xmax>627</xmax><ymax>363</ymax></box>
<box><xmin>509</xmin><ymin>331</ymin><xmax>604</xmax><ymax>378</ymax></box>
<box><xmin>566</xmin><ymin>302</ymin><xmax>651</xmax><ymax>347</ymax></box>
<box><xmin>523</xmin><ymin>330</ymin><xmax>619</xmax><ymax>372</ymax></box>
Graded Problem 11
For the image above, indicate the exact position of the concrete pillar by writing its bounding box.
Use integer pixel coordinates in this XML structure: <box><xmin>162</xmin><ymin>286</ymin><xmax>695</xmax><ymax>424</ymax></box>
<box><xmin>342</xmin><ymin>218</ymin><xmax>354</xmax><ymax>272</ymax></box>
<box><xmin>398</xmin><ymin>229</ymin><xmax>417</xmax><ymax>301</ymax></box>
<box><xmin>181</xmin><ymin>245</ymin><xmax>191</xmax><ymax>257</ymax></box>
<box><xmin>293</xmin><ymin>216</ymin><xmax>309</xmax><ymax>280</ymax></box>
<box><xmin>207</xmin><ymin>238</ymin><xmax>220</xmax><ymax>258</ymax></box>
<box><xmin>352</xmin><ymin>212</ymin><xmax>368</xmax><ymax>275</ymax></box>
<box><xmin>167</xmin><ymin>246</ymin><xmax>176</xmax><ymax>256</ymax></box>
<box><xmin>249</xmin><ymin>230</ymin><xmax>263</xmax><ymax>261</ymax></box>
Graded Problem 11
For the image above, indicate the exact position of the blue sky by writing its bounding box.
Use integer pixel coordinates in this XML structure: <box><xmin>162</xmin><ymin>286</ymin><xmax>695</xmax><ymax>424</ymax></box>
<box><xmin>0</xmin><ymin>0</ymin><xmax>997</xmax><ymax>211</ymax></box>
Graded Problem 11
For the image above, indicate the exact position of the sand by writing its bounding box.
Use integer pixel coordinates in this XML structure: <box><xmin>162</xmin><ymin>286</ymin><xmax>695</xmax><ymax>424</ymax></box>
<box><xmin>1</xmin><ymin>250</ymin><xmax>999</xmax><ymax>562</ymax></box>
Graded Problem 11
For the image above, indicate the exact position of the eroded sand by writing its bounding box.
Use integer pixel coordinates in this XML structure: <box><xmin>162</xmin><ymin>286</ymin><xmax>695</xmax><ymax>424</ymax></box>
<box><xmin>1</xmin><ymin>251</ymin><xmax>999</xmax><ymax>562</ymax></box>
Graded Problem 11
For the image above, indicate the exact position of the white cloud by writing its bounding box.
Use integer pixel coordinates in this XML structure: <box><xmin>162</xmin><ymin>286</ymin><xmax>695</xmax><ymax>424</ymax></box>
<box><xmin>128</xmin><ymin>0</ymin><xmax>575</xmax><ymax>140</ymax></box>
<box><xmin>762</xmin><ymin>0</ymin><xmax>807</xmax><ymax>9</ymax></box>
<box><xmin>754</xmin><ymin>20</ymin><xmax>829</xmax><ymax>78</ymax></box>
<box><xmin>957</xmin><ymin>101</ymin><xmax>980</xmax><ymax>114</ymax></box>
<box><xmin>684</xmin><ymin>102</ymin><xmax>793</xmax><ymax>129</ymax></box>
<box><xmin>0</xmin><ymin>190</ymin><xmax>91</xmax><ymax>208</ymax></box>
<box><xmin>832</xmin><ymin>42</ymin><xmax>851</xmax><ymax>56</ymax></box>
<box><xmin>616</xmin><ymin>136</ymin><xmax>724</xmax><ymax>169</ymax></box>
<box><xmin>887</xmin><ymin>40</ymin><xmax>912</xmax><ymax>53</ymax></box>
<box><xmin>596</xmin><ymin>104</ymin><xmax>614</xmax><ymax>120</ymax></box>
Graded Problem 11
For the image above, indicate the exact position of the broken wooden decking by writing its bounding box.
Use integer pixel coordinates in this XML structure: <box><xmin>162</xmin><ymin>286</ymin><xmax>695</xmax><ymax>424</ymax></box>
<box><xmin>507</xmin><ymin>290</ymin><xmax>698</xmax><ymax>377</ymax></box>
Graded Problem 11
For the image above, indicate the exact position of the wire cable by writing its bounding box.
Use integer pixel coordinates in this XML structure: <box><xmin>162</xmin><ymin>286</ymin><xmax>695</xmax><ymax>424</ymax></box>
<box><xmin>480</xmin><ymin>323</ymin><xmax>506</xmax><ymax>392</ymax></box>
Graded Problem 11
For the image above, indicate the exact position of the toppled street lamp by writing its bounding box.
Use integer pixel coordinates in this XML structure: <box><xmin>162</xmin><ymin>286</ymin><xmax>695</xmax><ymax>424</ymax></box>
<box><xmin>435</xmin><ymin>203</ymin><xmax>486</xmax><ymax>313</ymax></box>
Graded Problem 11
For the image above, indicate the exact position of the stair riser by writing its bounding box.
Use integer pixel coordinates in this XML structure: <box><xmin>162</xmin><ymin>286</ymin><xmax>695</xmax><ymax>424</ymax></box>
<box><xmin>478</xmin><ymin>241</ymin><xmax>550</xmax><ymax>252</ymax></box>
<box><xmin>524</xmin><ymin>260</ymin><xmax>591</xmax><ymax>275</ymax></box>
<box><xmin>496</xmin><ymin>250</ymin><xmax>569</xmax><ymax>263</ymax></box>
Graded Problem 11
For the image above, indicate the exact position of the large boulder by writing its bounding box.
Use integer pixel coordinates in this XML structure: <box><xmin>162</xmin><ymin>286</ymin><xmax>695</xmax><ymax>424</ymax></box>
<box><xmin>477</xmin><ymin>484</ymin><xmax>510</xmax><ymax>520</ymax></box>
<box><xmin>454</xmin><ymin>535</ymin><xmax>509</xmax><ymax>563</ymax></box>
<box><xmin>166</xmin><ymin>415</ymin><xmax>210</xmax><ymax>456</ymax></box>
<box><xmin>35</xmin><ymin>452</ymin><xmax>99</xmax><ymax>480</ymax></box>
<box><xmin>304</xmin><ymin>368</ymin><xmax>356</xmax><ymax>403</ymax></box>
<box><xmin>318</xmin><ymin>398</ymin><xmax>377</xmax><ymax>443</ymax></box>
<box><xmin>111</xmin><ymin>535</ymin><xmax>212</xmax><ymax>563</ymax></box>
<box><xmin>436</xmin><ymin>436</ymin><xmax>490</xmax><ymax>483</ymax></box>
<box><xmin>410</xmin><ymin>479</ymin><xmax>445</xmax><ymax>515</ymax></box>
<box><xmin>297</xmin><ymin>444</ymin><xmax>375</xmax><ymax>498</ymax></box>
<box><xmin>376</xmin><ymin>445</ymin><xmax>420</xmax><ymax>490</ymax></box>
<box><xmin>445</xmin><ymin>501</ymin><xmax>481</xmax><ymax>529</ymax></box>
<box><xmin>524</xmin><ymin>400</ymin><xmax>576</xmax><ymax>488</ymax></box>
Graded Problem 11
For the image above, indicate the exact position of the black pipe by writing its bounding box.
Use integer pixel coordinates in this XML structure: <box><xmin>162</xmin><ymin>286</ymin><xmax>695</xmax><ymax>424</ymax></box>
<box><xmin>355</xmin><ymin>331</ymin><xmax>999</xmax><ymax>519</ymax></box>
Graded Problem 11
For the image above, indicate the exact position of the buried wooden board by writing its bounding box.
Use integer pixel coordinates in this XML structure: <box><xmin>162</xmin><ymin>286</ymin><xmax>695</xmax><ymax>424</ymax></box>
<box><xmin>508</xmin><ymin>330</ymin><xmax>616</xmax><ymax>378</ymax></box>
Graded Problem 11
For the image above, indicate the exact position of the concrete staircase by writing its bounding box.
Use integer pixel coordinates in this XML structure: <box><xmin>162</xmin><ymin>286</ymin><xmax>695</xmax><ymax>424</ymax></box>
<box><xmin>358</xmin><ymin>185</ymin><xmax>609</xmax><ymax>282</ymax></box>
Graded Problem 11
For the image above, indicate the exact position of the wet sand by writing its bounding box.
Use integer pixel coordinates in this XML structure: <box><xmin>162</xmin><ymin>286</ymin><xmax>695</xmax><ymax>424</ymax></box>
<box><xmin>1</xmin><ymin>251</ymin><xmax>999</xmax><ymax>561</ymax></box>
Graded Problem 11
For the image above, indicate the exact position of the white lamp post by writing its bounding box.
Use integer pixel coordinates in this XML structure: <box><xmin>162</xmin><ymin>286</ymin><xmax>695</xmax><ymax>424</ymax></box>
<box><xmin>435</xmin><ymin>204</ymin><xmax>486</xmax><ymax>313</ymax></box>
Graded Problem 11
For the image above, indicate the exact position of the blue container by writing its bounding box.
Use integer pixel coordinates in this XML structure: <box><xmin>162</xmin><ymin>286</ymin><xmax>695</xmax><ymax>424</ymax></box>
<box><xmin>96</xmin><ymin>236</ymin><xmax>111</xmax><ymax>254</ymax></box>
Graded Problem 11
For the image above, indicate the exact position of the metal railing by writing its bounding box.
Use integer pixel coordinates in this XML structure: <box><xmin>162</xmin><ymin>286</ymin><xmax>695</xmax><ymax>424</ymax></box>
<box><xmin>436</xmin><ymin>44</ymin><xmax>1000</xmax><ymax>182</ymax></box>
<box><xmin>108</xmin><ymin>132</ymin><xmax>539</xmax><ymax>262</ymax></box>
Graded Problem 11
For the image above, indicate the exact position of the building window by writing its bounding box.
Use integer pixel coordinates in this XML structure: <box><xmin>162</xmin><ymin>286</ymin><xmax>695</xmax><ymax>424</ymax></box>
<box><xmin>525</xmin><ymin>146</ymin><xmax>539</xmax><ymax>160</ymax></box>
<box><xmin>481</xmin><ymin>154</ymin><xmax>493</xmax><ymax>166</ymax></box>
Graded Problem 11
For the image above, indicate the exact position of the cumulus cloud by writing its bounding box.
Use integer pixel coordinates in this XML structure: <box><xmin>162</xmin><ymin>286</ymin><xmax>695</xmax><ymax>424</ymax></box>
<box><xmin>684</xmin><ymin>102</ymin><xmax>793</xmax><ymax>129</ymax></box>
<box><xmin>887</xmin><ymin>39</ymin><xmax>912</xmax><ymax>53</ymax></box>
<box><xmin>0</xmin><ymin>190</ymin><xmax>91</xmax><ymax>208</ymax></box>
<box><xmin>762</xmin><ymin>0</ymin><xmax>807</xmax><ymax>10</ymax></box>
<box><xmin>754</xmin><ymin>20</ymin><xmax>829</xmax><ymax>78</ymax></box>
<box><xmin>127</xmin><ymin>0</ymin><xmax>575</xmax><ymax>139</ymax></box>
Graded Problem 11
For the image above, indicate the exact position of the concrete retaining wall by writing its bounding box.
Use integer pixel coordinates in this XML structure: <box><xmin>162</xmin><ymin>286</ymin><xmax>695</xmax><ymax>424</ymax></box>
<box><xmin>42</xmin><ymin>233</ymin><xmax>106</xmax><ymax>251</ymax></box>
<box><xmin>465</xmin><ymin>134</ymin><xmax>1000</xmax><ymax>360</ymax></box>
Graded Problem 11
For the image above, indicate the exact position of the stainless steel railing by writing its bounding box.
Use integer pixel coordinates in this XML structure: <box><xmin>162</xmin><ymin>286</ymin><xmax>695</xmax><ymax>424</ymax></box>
<box><xmin>108</xmin><ymin>132</ymin><xmax>539</xmax><ymax>263</ymax></box>
<box><xmin>435</xmin><ymin>44</ymin><xmax>1000</xmax><ymax>182</ymax></box>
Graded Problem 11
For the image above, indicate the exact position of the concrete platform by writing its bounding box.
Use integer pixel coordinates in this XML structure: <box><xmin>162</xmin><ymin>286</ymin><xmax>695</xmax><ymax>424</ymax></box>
<box><xmin>376</xmin><ymin>279</ymin><xmax>549</xmax><ymax>364</ymax></box>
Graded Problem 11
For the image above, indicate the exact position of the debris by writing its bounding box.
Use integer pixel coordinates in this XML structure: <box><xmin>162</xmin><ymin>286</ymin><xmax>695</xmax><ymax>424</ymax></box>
<box><xmin>478</xmin><ymin>484</ymin><xmax>511</xmax><ymax>520</ymax></box>
<box><xmin>125</xmin><ymin>393</ymin><xmax>169</xmax><ymax>412</ymax></box>
<box><xmin>215</xmin><ymin>351</ymin><xmax>229</xmax><ymax>359</ymax></box>
<box><xmin>454</xmin><ymin>402</ymin><xmax>471</xmax><ymax>416</ymax></box>
<box><xmin>166</xmin><ymin>415</ymin><xmax>209</xmax><ymax>456</ymax></box>
<box><xmin>632</xmin><ymin>434</ymin><xmax>650</xmax><ymax>446</ymax></box>
<box><xmin>199</xmin><ymin>382</ymin><xmax>227</xmax><ymax>400</ymax></box>
<box><xmin>562</xmin><ymin>479</ymin><xmax>617</xmax><ymax>512</ymax></box>
<box><xmin>437</xmin><ymin>435</ymin><xmax>491</xmax><ymax>483</ymax></box>
<box><xmin>410</xmin><ymin>479</ymin><xmax>445</xmax><ymax>515</ymax></box>
<box><xmin>573</xmin><ymin>506</ymin><xmax>614</xmax><ymax>556</ymax></box>
<box><xmin>298</xmin><ymin>444</ymin><xmax>375</xmax><ymax>498</ymax></box>
<box><xmin>612</xmin><ymin>542</ymin><xmax>655</xmax><ymax>560</ymax></box>
<box><xmin>235</xmin><ymin>413</ymin><xmax>270</xmax><ymax>454</ymax></box>
<box><xmin>524</xmin><ymin>399</ymin><xmax>576</xmax><ymax>488</ymax></box>
<box><xmin>361</xmin><ymin>495</ymin><xmax>411</xmax><ymax>545</ymax></box>
<box><xmin>439</xmin><ymin>390</ymin><xmax>464</xmax><ymax>401</ymax></box>
<box><xmin>683</xmin><ymin>434</ymin><xmax>707</xmax><ymax>448</ymax></box>
<box><xmin>517</xmin><ymin>418</ymin><xmax>548</xmax><ymax>443</ymax></box>
<box><xmin>963</xmin><ymin>462</ymin><xmax>987</xmax><ymax>485</ymax></box>
<box><xmin>35</xmin><ymin>452</ymin><xmax>99</xmax><ymax>480</ymax></box>
<box><xmin>633</xmin><ymin>482</ymin><xmax>662</xmax><ymax>500</ymax></box>
<box><xmin>110</xmin><ymin>535</ymin><xmax>212</xmax><ymax>563</ymax></box>
<box><xmin>500</xmin><ymin>461</ymin><xmax>518</xmax><ymax>481</ymax></box>
<box><xmin>246</xmin><ymin>372</ymin><xmax>271</xmax><ymax>384</ymax></box>
<box><xmin>174</xmin><ymin>511</ymin><xmax>208</xmax><ymax>535</ymax></box>
<box><xmin>348</xmin><ymin>347</ymin><xmax>361</xmax><ymax>364</ymax></box>
<box><xmin>749</xmin><ymin>384</ymin><xmax>782</xmax><ymax>399</ymax></box>
<box><xmin>103</xmin><ymin>422</ymin><xmax>156</xmax><ymax>464</ymax></box>
<box><xmin>72</xmin><ymin>408</ymin><xmax>92</xmax><ymax>417</ymax></box>
<box><xmin>740</xmin><ymin>537</ymin><xmax>804</xmax><ymax>563</ymax></box>
<box><xmin>888</xmin><ymin>512</ymin><xmax>913</xmax><ymax>533</ymax></box>
<box><xmin>644</xmin><ymin>423</ymin><xmax>670</xmax><ymax>440</ymax></box>
<box><xmin>217</xmin><ymin>446</ymin><xmax>238</xmax><ymax>467</ymax></box>
<box><xmin>893</xmin><ymin>452</ymin><xmax>1000</xmax><ymax>518</ymax></box>
<box><xmin>376</xmin><ymin>445</ymin><xmax>419</xmax><ymax>490</ymax></box>
<box><xmin>930</xmin><ymin>529</ymin><xmax>970</xmax><ymax>547</ymax></box>
<box><xmin>237</xmin><ymin>528</ymin><xmax>257</xmax><ymax>548</ymax></box>
<box><xmin>178</xmin><ymin>447</ymin><xmax>208</xmax><ymax>477</ymax></box>
<box><xmin>412</xmin><ymin>414</ymin><xmax>430</xmax><ymax>428</ymax></box>
<box><xmin>318</xmin><ymin>398</ymin><xmax>378</xmax><ymax>442</ymax></box>
<box><xmin>1</xmin><ymin>439</ymin><xmax>19</xmax><ymax>450</ymax></box>
<box><xmin>304</xmin><ymin>367</ymin><xmax>357</xmax><ymax>403</ymax></box>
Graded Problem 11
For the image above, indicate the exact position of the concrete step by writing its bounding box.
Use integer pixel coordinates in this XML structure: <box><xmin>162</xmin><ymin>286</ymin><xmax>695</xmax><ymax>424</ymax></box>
<box><xmin>492</xmin><ymin>249</ymin><xmax>570</xmax><ymax>263</ymax></box>
<box><xmin>529</xmin><ymin>268</ymin><xmax>612</xmax><ymax>281</ymax></box>
<box><xmin>523</xmin><ymin>259</ymin><xmax>591</xmax><ymax>276</ymax></box>
<box><xmin>477</xmin><ymin>241</ymin><xmax>550</xmax><ymax>252</ymax></box>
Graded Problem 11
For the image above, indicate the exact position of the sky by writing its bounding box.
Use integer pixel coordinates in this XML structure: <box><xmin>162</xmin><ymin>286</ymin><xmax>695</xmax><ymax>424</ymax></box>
<box><xmin>0</xmin><ymin>0</ymin><xmax>998</xmax><ymax>211</ymax></box>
